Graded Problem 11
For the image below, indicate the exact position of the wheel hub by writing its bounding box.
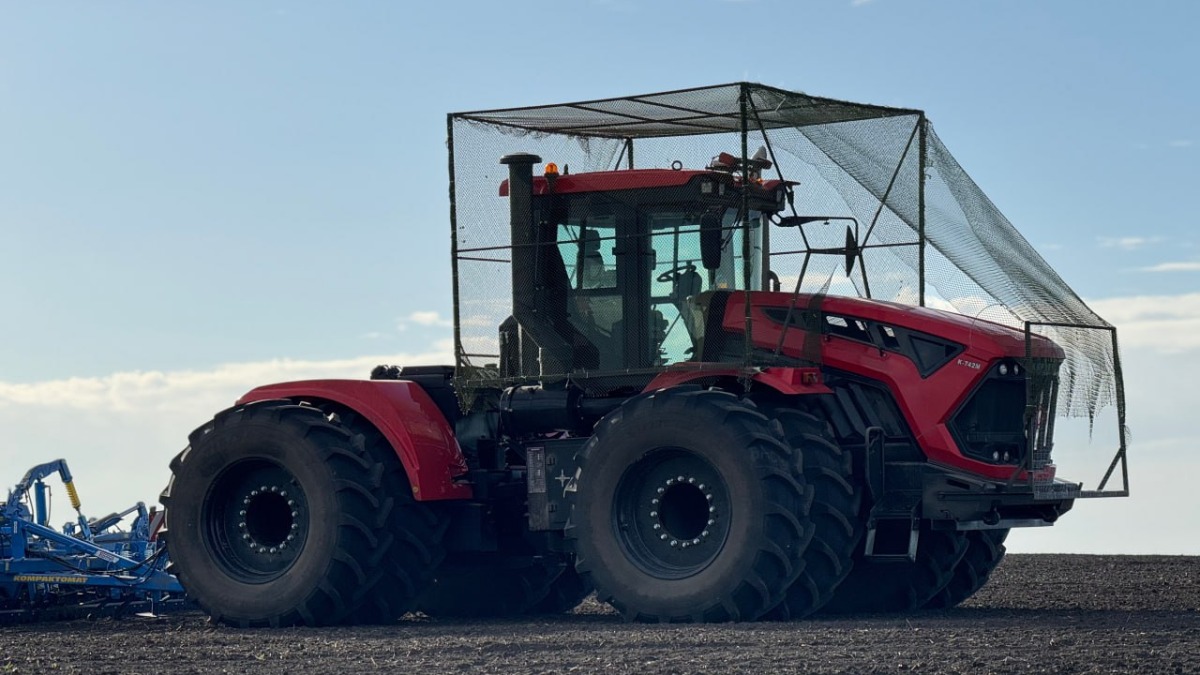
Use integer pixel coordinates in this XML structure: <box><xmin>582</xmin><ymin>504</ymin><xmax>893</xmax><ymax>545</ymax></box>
<box><xmin>204</xmin><ymin>460</ymin><xmax>308</xmax><ymax>582</ymax></box>
<box><xmin>240</xmin><ymin>485</ymin><xmax>299</xmax><ymax>555</ymax></box>
<box><xmin>650</xmin><ymin>475</ymin><xmax>717</xmax><ymax>549</ymax></box>
<box><xmin>614</xmin><ymin>449</ymin><xmax>731</xmax><ymax>579</ymax></box>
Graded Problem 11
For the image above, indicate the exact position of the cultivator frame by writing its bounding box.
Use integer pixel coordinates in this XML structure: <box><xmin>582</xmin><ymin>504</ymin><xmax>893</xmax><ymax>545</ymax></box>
<box><xmin>1</xmin><ymin>460</ymin><xmax>184</xmax><ymax>623</ymax></box>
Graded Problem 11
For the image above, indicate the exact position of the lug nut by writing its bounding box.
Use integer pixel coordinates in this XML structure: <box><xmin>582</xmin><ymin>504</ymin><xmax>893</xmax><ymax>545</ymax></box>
<box><xmin>269</xmin><ymin>547</ymin><xmax>277</xmax><ymax>554</ymax></box>
<box><xmin>707</xmin><ymin>519</ymin><xmax>715</xmax><ymax>526</ymax></box>
<box><xmin>287</xmin><ymin>534</ymin><xmax>295</xmax><ymax>541</ymax></box>
<box><xmin>687</xmin><ymin>477</ymin><xmax>696</xmax><ymax>484</ymax></box>
<box><xmin>251</xmin><ymin>490</ymin><xmax>259</xmax><ymax>497</ymax></box>
<box><xmin>650</xmin><ymin>511</ymin><xmax>658</xmax><ymax>518</ymax></box>
<box><xmin>709</xmin><ymin>506</ymin><xmax>716</xmax><ymax>513</ymax></box>
<box><xmin>287</xmin><ymin>500</ymin><xmax>295</xmax><ymax>507</ymax></box>
<box><xmin>669</xmin><ymin>540</ymin><xmax>678</xmax><ymax>547</ymax></box>
<box><xmin>651</xmin><ymin>498</ymin><xmax>659</xmax><ymax>505</ymax></box>
<box><xmin>291</xmin><ymin>511</ymin><xmax>298</xmax><ymax>518</ymax></box>
<box><xmin>280</xmin><ymin>491</ymin><xmax>288</xmax><ymax>498</ymax></box>
<box><xmin>657</xmin><ymin>487</ymin><xmax>665</xmax><ymax>495</ymax></box>
<box><xmin>242</xmin><ymin>534</ymin><xmax>251</xmax><ymax>541</ymax></box>
<box><xmin>692</xmin><ymin>538</ymin><xmax>700</xmax><ymax>545</ymax></box>
<box><xmin>701</xmin><ymin>530</ymin><xmax>709</xmax><ymax>537</ymax></box>
<box><xmin>660</xmin><ymin>534</ymin><xmax>668</xmax><ymax>541</ymax></box>
<box><xmin>238</xmin><ymin>522</ymin><xmax>246</xmax><ymax>529</ymax></box>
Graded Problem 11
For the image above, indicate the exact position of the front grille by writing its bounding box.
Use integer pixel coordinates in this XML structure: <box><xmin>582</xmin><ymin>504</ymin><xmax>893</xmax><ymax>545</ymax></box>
<box><xmin>1024</xmin><ymin>357</ymin><xmax>1062</xmax><ymax>495</ymax></box>
<box><xmin>950</xmin><ymin>358</ymin><xmax>1062</xmax><ymax>469</ymax></box>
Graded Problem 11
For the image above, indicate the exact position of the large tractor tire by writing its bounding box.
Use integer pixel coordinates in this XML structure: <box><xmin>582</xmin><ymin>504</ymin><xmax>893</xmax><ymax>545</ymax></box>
<box><xmin>762</xmin><ymin>408</ymin><xmax>863</xmax><ymax>619</ymax></box>
<box><xmin>820</xmin><ymin>524</ymin><xmax>969</xmax><ymax>614</ymax></box>
<box><xmin>161</xmin><ymin>400</ymin><xmax>444</xmax><ymax>627</ymax></box>
<box><xmin>418</xmin><ymin>555</ymin><xmax>561</xmax><ymax>618</ymax></box>
<box><xmin>924</xmin><ymin>529</ymin><xmax>1009</xmax><ymax>609</ymax></box>
<box><xmin>568</xmin><ymin>388</ymin><xmax>811</xmax><ymax>623</ymax></box>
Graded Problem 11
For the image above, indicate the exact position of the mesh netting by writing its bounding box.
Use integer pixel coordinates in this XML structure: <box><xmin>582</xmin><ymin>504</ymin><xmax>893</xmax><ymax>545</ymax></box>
<box><xmin>448</xmin><ymin>83</ymin><xmax>1122</xmax><ymax>424</ymax></box>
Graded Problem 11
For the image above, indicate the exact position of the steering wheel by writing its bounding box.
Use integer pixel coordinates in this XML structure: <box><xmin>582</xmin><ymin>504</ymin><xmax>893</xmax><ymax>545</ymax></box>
<box><xmin>656</xmin><ymin>263</ymin><xmax>697</xmax><ymax>283</ymax></box>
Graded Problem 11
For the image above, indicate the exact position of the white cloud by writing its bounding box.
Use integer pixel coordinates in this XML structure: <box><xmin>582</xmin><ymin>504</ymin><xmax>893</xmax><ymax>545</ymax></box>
<box><xmin>405</xmin><ymin>310</ymin><xmax>454</xmax><ymax>328</ymax></box>
<box><xmin>1098</xmin><ymin>235</ymin><xmax>1162</xmax><ymax>250</ymax></box>
<box><xmin>0</xmin><ymin>346</ymin><xmax>454</xmax><ymax>413</ymax></box>
<box><xmin>1087</xmin><ymin>292</ymin><xmax>1200</xmax><ymax>353</ymax></box>
<box><xmin>1168</xmin><ymin>139</ymin><xmax>1194</xmax><ymax>148</ymax></box>
<box><xmin>1137</xmin><ymin>261</ymin><xmax>1200</xmax><ymax>272</ymax></box>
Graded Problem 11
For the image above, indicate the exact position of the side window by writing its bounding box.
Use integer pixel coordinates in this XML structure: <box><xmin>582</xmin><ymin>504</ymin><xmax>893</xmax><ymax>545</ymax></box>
<box><xmin>557</xmin><ymin>222</ymin><xmax>617</xmax><ymax>291</ymax></box>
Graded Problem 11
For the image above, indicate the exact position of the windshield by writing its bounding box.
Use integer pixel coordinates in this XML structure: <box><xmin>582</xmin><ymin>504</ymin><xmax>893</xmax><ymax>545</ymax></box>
<box><xmin>551</xmin><ymin>204</ymin><xmax>763</xmax><ymax>369</ymax></box>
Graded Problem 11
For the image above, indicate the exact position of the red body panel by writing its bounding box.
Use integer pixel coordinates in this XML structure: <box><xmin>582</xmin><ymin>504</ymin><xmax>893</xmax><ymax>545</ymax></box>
<box><xmin>722</xmin><ymin>293</ymin><xmax>1063</xmax><ymax>482</ymax></box>
<box><xmin>237</xmin><ymin>380</ymin><xmax>472</xmax><ymax>501</ymax></box>
<box><xmin>499</xmin><ymin>168</ymin><xmax>788</xmax><ymax>197</ymax></box>
<box><xmin>645</xmin><ymin>364</ymin><xmax>832</xmax><ymax>396</ymax></box>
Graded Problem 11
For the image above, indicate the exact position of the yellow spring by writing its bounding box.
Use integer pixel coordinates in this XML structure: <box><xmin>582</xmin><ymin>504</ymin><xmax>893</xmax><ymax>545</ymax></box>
<box><xmin>64</xmin><ymin>481</ymin><xmax>81</xmax><ymax>510</ymax></box>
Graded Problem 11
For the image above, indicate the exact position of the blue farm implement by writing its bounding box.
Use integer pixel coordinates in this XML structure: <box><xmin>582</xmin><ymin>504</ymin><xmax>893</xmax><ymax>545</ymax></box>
<box><xmin>0</xmin><ymin>460</ymin><xmax>184</xmax><ymax>623</ymax></box>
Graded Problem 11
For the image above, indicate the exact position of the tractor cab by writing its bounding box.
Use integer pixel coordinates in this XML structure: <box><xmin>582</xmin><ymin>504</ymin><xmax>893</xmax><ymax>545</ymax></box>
<box><xmin>497</xmin><ymin>153</ymin><xmax>791</xmax><ymax>380</ymax></box>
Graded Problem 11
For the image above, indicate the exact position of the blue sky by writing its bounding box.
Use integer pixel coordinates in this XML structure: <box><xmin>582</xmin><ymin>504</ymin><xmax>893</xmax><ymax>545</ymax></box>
<box><xmin>1</xmin><ymin>1</ymin><xmax>1197</xmax><ymax>553</ymax></box>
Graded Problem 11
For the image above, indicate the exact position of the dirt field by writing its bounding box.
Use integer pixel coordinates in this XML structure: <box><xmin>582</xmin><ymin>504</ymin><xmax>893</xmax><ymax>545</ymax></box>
<box><xmin>1</xmin><ymin>554</ymin><xmax>1196</xmax><ymax>674</ymax></box>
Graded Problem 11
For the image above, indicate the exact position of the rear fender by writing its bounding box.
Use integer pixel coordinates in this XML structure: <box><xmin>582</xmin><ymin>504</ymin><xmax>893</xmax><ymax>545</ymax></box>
<box><xmin>237</xmin><ymin>380</ymin><xmax>472</xmax><ymax>501</ymax></box>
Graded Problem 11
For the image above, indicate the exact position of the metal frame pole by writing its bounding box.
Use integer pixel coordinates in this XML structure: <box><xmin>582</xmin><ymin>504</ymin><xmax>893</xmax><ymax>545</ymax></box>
<box><xmin>740</xmin><ymin>86</ymin><xmax>754</xmax><ymax>372</ymax></box>
<box><xmin>918</xmin><ymin>115</ymin><xmax>928</xmax><ymax>307</ymax></box>
<box><xmin>447</xmin><ymin>115</ymin><xmax>464</xmax><ymax>374</ymax></box>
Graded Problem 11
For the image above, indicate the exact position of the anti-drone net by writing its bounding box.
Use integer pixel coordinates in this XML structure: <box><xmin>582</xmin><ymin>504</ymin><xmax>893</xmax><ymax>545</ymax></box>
<box><xmin>447</xmin><ymin>83</ymin><xmax>1124</xmax><ymax>436</ymax></box>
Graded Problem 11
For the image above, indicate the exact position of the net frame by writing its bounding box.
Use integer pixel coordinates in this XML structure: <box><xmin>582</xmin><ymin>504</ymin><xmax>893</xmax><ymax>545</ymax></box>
<box><xmin>446</xmin><ymin>82</ymin><xmax>1128</xmax><ymax>498</ymax></box>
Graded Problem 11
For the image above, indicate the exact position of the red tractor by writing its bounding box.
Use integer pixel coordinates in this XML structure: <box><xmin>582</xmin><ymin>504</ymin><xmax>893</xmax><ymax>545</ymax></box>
<box><xmin>161</xmin><ymin>83</ymin><xmax>1128</xmax><ymax>626</ymax></box>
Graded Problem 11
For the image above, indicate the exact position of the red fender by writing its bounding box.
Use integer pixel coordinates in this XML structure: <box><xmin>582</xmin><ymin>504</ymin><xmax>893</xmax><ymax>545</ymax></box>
<box><xmin>237</xmin><ymin>380</ymin><xmax>472</xmax><ymax>501</ymax></box>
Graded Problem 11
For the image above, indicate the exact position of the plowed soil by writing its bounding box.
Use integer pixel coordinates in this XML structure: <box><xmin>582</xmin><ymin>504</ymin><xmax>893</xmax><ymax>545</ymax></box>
<box><xmin>1</xmin><ymin>555</ymin><xmax>1196</xmax><ymax>674</ymax></box>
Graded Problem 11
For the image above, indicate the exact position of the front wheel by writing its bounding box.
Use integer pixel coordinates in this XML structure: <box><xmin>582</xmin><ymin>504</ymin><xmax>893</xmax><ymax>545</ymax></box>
<box><xmin>568</xmin><ymin>388</ymin><xmax>811</xmax><ymax>622</ymax></box>
<box><xmin>924</xmin><ymin>529</ymin><xmax>1009</xmax><ymax>609</ymax></box>
<box><xmin>820</xmin><ymin>523</ymin><xmax>969</xmax><ymax>614</ymax></box>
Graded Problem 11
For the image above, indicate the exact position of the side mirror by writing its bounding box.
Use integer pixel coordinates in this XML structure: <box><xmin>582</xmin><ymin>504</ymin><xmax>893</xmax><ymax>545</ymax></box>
<box><xmin>777</xmin><ymin>215</ymin><xmax>829</xmax><ymax>228</ymax></box>
<box><xmin>700</xmin><ymin>210</ymin><xmax>723</xmax><ymax>270</ymax></box>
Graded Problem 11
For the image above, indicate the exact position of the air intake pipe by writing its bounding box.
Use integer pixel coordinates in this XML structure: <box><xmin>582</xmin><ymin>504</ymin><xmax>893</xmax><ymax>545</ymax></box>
<box><xmin>500</xmin><ymin>153</ymin><xmax>570</xmax><ymax>375</ymax></box>
<box><xmin>501</xmin><ymin>152</ymin><xmax>541</xmax><ymax>332</ymax></box>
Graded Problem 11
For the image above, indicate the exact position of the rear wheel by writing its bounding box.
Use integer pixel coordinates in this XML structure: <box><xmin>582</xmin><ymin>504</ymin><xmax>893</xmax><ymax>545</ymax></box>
<box><xmin>821</xmin><ymin>524</ymin><xmax>969</xmax><ymax>614</ymax></box>
<box><xmin>568</xmin><ymin>388</ymin><xmax>811</xmax><ymax>622</ymax></box>
<box><xmin>924</xmin><ymin>529</ymin><xmax>1009</xmax><ymax>609</ymax></box>
<box><xmin>762</xmin><ymin>408</ymin><xmax>863</xmax><ymax>619</ymax></box>
<box><xmin>161</xmin><ymin>401</ymin><xmax>444</xmax><ymax>627</ymax></box>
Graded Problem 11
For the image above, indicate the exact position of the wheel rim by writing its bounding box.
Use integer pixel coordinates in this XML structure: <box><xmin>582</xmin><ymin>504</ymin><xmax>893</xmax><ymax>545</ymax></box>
<box><xmin>612</xmin><ymin>448</ymin><xmax>731</xmax><ymax>579</ymax></box>
<box><xmin>202</xmin><ymin>459</ymin><xmax>309</xmax><ymax>583</ymax></box>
